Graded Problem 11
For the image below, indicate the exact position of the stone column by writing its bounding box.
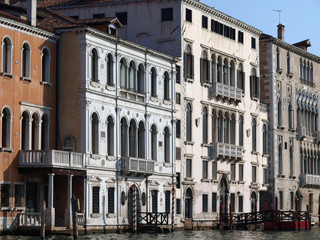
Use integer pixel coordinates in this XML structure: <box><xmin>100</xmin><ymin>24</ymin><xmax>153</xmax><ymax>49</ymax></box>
<box><xmin>65</xmin><ymin>174</ymin><xmax>73</xmax><ymax>229</ymax></box>
<box><xmin>46</xmin><ymin>173</ymin><xmax>55</xmax><ymax>230</ymax></box>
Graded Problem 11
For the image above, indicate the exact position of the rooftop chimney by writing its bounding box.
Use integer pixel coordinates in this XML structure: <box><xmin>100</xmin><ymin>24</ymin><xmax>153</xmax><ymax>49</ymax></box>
<box><xmin>277</xmin><ymin>24</ymin><xmax>285</xmax><ymax>41</ymax></box>
<box><xmin>1</xmin><ymin>0</ymin><xmax>10</xmax><ymax>4</ymax></box>
<box><xmin>27</xmin><ymin>0</ymin><xmax>37</xmax><ymax>27</ymax></box>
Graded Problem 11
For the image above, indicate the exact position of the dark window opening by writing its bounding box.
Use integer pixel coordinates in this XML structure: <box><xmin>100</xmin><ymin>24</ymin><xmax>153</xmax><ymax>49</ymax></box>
<box><xmin>116</xmin><ymin>12</ymin><xmax>127</xmax><ymax>25</ymax></box>
<box><xmin>186</xmin><ymin>8</ymin><xmax>192</xmax><ymax>22</ymax></box>
<box><xmin>161</xmin><ymin>8</ymin><xmax>173</xmax><ymax>21</ymax></box>
<box><xmin>108</xmin><ymin>187</ymin><xmax>115</xmax><ymax>213</ymax></box>
<box><xmin>165</xmin><ymin>191</ymin><xmax>170</xmax><ymax>213</ymax></box>
<box><xmin>176</xmin><ymin>120</ymin><xmax>181</xmax><ymax>138</ymax></box>
<box><xmin>202</xmin><ymin>15</ymin><xmax>208</xmax><ymax>29</ymax></box>
<box><xmin>176</xmin><ymin>65</ymin><xmax>181</xmax><ymax>84</ymax></box>
<box><xmin>251</xmin><ymin>37</ymin><xmax>256</xmax><ymax>49</ymax></box>
<box><xmin>92</xmin><ymin>186</ymin><xmax>100</xmax><ymax>214</ymax></box>
<box><xmin>212</xmin><ymin>192</ymin><xmax>217</xmax><ymax>212</ymax></box>
<box><xmin>238</xmin><ymin>31</ymin><xmax>244</xmax><ymax>43</ymax></box>
<box><xmin>202</xmin><ymin>194</ymin><xmax>208</xmax><ymax>212</ymax></box>
<box><xmin>93</xmin><ymin>13</ymin><xmax>105</xmax><ymax>19</ymax></box>
<box><xmin>176</xmin><ymin>199</ymin><xmax>181</xmax><ymax>214</ymax></box>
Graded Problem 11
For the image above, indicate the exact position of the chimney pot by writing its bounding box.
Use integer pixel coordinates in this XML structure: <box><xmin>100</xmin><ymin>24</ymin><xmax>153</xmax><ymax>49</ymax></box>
<box><xmin>27</xmin><ymin>0</ymin><xmax>37</xmax><ymax>27</ymax></box>
<box><xmin>277</xmin><ymin>24</ymin><xmax>285</xmax><ymax>41</ymax></box>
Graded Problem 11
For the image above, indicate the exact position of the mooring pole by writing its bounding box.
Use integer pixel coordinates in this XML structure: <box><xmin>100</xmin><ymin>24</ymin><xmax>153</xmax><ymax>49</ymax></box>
<box><xmin>255</xmin><ymin>202</ymin><xmax>257</xmax><ymax>229</ymax></box>
<box><xmin>171</xmin><ymin>187</ymin><xmax>175</xmax><ymax>232</ymax></box>
<box><xmin>72</xmin><ymin>196</ymin><xmax>79</xmax><ymax>239</ymax></box>
<box><xmin>40</xmin><ymin>201</ymin><xmax>46</xmax><ymax>239</ymax></box>
<box><xmin>133</xmin><ymin>184</ymin><xmax>137</xmax><ymax>233</ymax></box>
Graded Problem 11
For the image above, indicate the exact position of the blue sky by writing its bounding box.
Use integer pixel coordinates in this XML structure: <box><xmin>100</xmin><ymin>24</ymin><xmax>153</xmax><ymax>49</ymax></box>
<box><xmin>201</xmin><ymin>0</ymin><xmax>320</xmax><ymax>56</ymax></box>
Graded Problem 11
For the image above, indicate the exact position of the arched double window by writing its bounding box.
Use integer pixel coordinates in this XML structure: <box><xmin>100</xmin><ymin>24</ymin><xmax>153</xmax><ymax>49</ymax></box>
<box><xmin>91</xmin><ymin>49</ymin><xmax>98</xmax><ymax>82</ymax></box>
<box><xmin>200</xmin><ymin>50</ymin><xmax>209</xmax><ymax>83</ymax></box>
<box><xmin>91</xmin><ymin>113</ymin><xmax>99</xmax><ymax>154</ymax></box>
<box><xmin>150</xmin><ymin>68</ymin><xmax>157</xmax><ymax>97</ymax></box>
<box><xmin>1</xmin><ymin>108</ymin><xmax>12</xmax><ymax>149</ymax></box>
<box><xmin>2</xmin><ymin>37</ymin><xmax>12</xmax><ymax>74</ymax></box>
<box><xmin>164</xmin><ymin>71</ymin><xmax>170</xmax><ymax>100</ymax></box>
<box><xmin>250</xmin><ymin>68</ymin><xmax>259</xmax><ymax>98</ymax></box>
<box><xmin>22</xmin><ymin>43</ymin><xmax>31</xmax><ymax>78</ymax></box>
<box><xmin>184</xmin><ymin>44</ymin><xmax>194</xmax><ymax>79</ymax></box>
<box><xmin>106</xmin><ymin>54</ymin><xmax>114</xmax><ymax>86</ymax></box>
<box><xmin>41</xmin><ymin>48</ymin><xmax>51</xmax><ymax>83</ymax></box>
<box><xmin>186</xmin><ymin>103</ymin><xmax>192</xmax><ymax>142</ymax></box>
<box><xmin>164</xmin><ymin>127</ymin><xmax>170</xmax><ymax>163</ymax></box>
<box><xmin>202</xmin><ymin>107</ymin><xmax>208</xmax><ymax>144</ymax></box>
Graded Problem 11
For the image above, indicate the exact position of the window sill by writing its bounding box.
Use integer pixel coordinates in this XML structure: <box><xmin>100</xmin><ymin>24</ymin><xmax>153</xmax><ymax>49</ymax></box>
<box><xmin>202</xmin><ymin>82</ymin><xmax>211</xmax><ymax>88</ymax></box>
<box><xmin>0</xmin><ymin>147</ymin><xmax>14</xmax><ymax>153</ymax></box>
<box><xmin>251</xmin><ymin>97</ymin><xmax>259</xmax><ymax>102</ymax></box>
<box><xmin>231</xmin><ymin>180</ymin><xmax>237</xmax><ymax>184</ymax></box>
<box><xmin>201</xmin><ymin>179</ymin><xmax>210</xmax><ymax>182</ymax></box>
<box><xmin>262</xmin><ymin>184</ymin><xmax>269</xmax><ymax>187</ymax></box>
<box><xmin>287</xmin><ymin>72</ymin><xmax>293</xmax><ymax>78</ymax></box>
<box><xmin>163</xmin><ymin>99</ymin><xmax>171</xmax><ymax>105</ymax></box>
<box><xmin>277</xmin><ymin>125</ymin><xmax>285</xmax><ymax>130</ymax></box>
<box><xmin>288</xmin><ymin>128</ymin><xmax>295</xmax><ymax>132</ymax></box>
<box><xmin>0</xmin><ymin>72</ymin><xmax>14</xmax><ymax>78</ymax></box>
<box><xmin>184</xmin><ymin>177</ymin><xmax>194</xmax><ymax>182</ymax></box>
<box><xmin>262</xmin><ymin>154</ymin><xmax>269</xmax><ymax>158</ymax></box>
<box><xmin>90</xmin><ymin>213</ymin><xmax>101</xmax><ymax>218</ymax></box>
<box><xmin>276</xmin><ymin>68</ymin><xmax>283</xmax><ymax>74</ymax></box>
<box><xmin>20</xmin><ymin>77</ymin><xmax>32</xmax><ymax>82</ymax></box>
<box><xmin>289</xmin><ymin>175</ymin><xmax>296</xmax><ymax>179</ymax></box>
<box><xmin>15</xmin><ymin>207</ymin><xmax>26</xmax><ymax>211</ymax></box>
<box><xmin>184</xmin><ymin>141</ymin><xmax>194</xmax><ymax>145</ymax></box>
<box><xmin>201</xmin><ymin>143</ymin><xmax>211</xmax><ymax>148</ymax></box>
<box><xmin>106</xmin><ymin>213</ymin><xmax>116</xmax><ymax>218</ymax></box>
<box><xmin>106</xmin><ymin>85</ymin><xmax>116</xmax><ymax>92</ymax></box>
<box><xmin>251</xmin><ymin>151</ymin><xmax>259</xmax><ymax>155</ymax></box>
<box><xmin>163</xmin><ymin>162</ymin><xmax>172</xmax><ymax>168</ymax></box>
<box><xmin>277</xmin><ymin>174</ymin><xmax>285</xmax><ymax>178</ymax></box>
<box><xmin>211</xmin><ymin>179</ymin><xmax>218</xmax><ymax>183</ymax></box>
<box><xmin>185</xmin><ymin>78</ymin><xmax>194</xmax><ymax>83</ymax></box>
<box><xmin>238</xmin><ymin>181</ymin><xmax>245</xmax><ymax>184</ymax></box>
<box><xmin>40</xmin><ymin>81</ymin><xmax>52</xmax><ymax>86</ymax></box>
<box><xmin>0</xmin><ymin>207</ymin><xmax>13</xmax><ymax>211</ymax></box>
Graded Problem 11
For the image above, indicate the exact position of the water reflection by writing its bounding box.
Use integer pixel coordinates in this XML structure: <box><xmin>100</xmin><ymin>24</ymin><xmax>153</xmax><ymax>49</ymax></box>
<box><xmin>2</xmin><ymin>228</ymin><xmax>320</xmax><ymax>240</ymax></box>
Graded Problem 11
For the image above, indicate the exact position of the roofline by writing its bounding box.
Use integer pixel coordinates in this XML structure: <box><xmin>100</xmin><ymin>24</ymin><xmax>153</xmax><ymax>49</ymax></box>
<box><xmin>0</xmin><ymin>15</ymin><xmax>60</xmax><ymax>42</ymax></box>
<box><xmin>50</xmin><ymin>0</ymin><xmax>262</xmax><ymax>36</ymax></box>
<box><xmin>58</xmin><ymin>26</ymin><xmax>178</xmax><ymax>63</ymax></box>
<box><xmin>260</xmin><ymin>35</ymin><xmax>320</xmax><ymax>63</ymax></box>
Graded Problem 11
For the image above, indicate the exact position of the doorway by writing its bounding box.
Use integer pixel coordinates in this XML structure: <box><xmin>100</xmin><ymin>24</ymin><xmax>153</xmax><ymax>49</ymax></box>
<box><xmin>26</xmin><ymin>182</ymin><xmax>39</xmax><ymax>213</ymax></box>
<box><xmin>185</xmin><ymin>188</ymin><xmax>193</xmax><ymax>219</ymax></box>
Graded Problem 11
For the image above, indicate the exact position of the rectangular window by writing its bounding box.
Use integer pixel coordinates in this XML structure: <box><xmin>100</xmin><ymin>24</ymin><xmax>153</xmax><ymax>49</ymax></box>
<box><xmin>309</xmin><ymin>193</ymin><xmax>313</xmax><ymax>213</ymax></box>
<box><xmin>176</xmin><ymin>65</ymin><xmax>181</xmax><ymax>84</ymax></box>
<box><xmin>279</xmin><ymin>191</ymin><xmax>283</xmax><ymax>210</ymax></box>
<box><xmin>176</xmin><ymin>147</ymin><xmax>181</xmax><ymax>160</ymax></box>
<box><xmin>252</xmin><ymin>166</ymin><xmax>257</xmax><ymax>183</ymax></box>
<box><xmin>176</xmin><ymin>120</ymin><xmax>181</xmax><ymax>138</ymax></box>
<box><xmin>211</xmin><ymin>19</ymin><xmax>214</xmax><ymax>32</ymax></box>
<box><xmin>212</xmin><ymin>192</ymin><xmax>217</xmax><ymax>212</ymax></box>
<box><xmin>165</xmin><ymin>191</ymin><xmax>170</xmax><ymax>213</ymax></box>
<box><xmin>202</xmin><ymin>194</ymin><xmax>208</xmax><ymax>212</ymax></box>
<box><xmin>176</xmin><ymin>172</ymin><xmax>181</xmax><ymax>189</ymax></box>
<box><xmin>93</xmin><ymin>13</ymin><xmax>105</xmax><ymax>19</ymax></box>
<box><xmin>238</xmin><ymin>31</ymin><xmax>244</xmax><ymax>43</ymax></box>
<box><xmin>263</xmin><ymin>168</ymin><xmax>267</xmax><ymax>184</ymax></box>
<box><xmin>239</xmin><ymin>164</ymin><xmax>243</xmax><ymax>181</ymax></box>
<box><xmin>212</xmin><ymin>161</ymin><xmax>217</xmax><ymax>180</ymax></box>
<box><xmin>116</xmin><ymin>12</ymin><xmax>127</xmax><ymax>25</ymax></box>
<box><xmin>231</xmin><ymin>163</ymin><xmax>236</xmax><ymax>181</ymax></box>
<box><xmin>251</xmin><ymin>37</ymin><xmax>256</xmax><ymax>49</ymax></box>
<box><xmin>186</xmin><ymin>8</ymin><xmax>192</xmax><ymax>22</ymax></box>
<box><xmin>92</xmin><ymin>186</ymin><xmax>100</xmax><ymax>213</ymax></box>
<box><xmin>230</xmin><ymin>28</ymin><xmax>236</xmax><ymax>40</ymax></box>
<box><xmin>202</xmin><ymin>161</ymin><xmax>208</xmax><ymax>179</ymax></box>
<box><xmin>290</xmin><ymin>192</ymin><xmax>294</xmax><ymax>210</ymax></box>
<box><xmin>14</xmin><ymin>184</ymin><xmax>23</xmax><ymax>207</ymax></box>
<box><xmin>161</xmin><ymin>8</ymin><xmax>173</xmax><ymax>21</ymax></box>
<box><xmin>202</xmin><ymin>15</ymin><xmax>208</xmax><ymax>29</ymax></box>
<box><xmin>231</xmin><ymin>193</ymin><xmax>235</xmax><ymax>212</ymax></box>
<box><xmin>239</xmin><ymin>196</ymin><xmax>243</xmax><ymax>212</ymax></box>
<box><xmin>186</xmin><ymin>159</ymin><xmax>192</xmax><ymax>178</ymax></box>
<box><xmin>1</xmin><ymin>183</ymin><xmax>10</xmax><ymax>207</ymax></box>
<box><xmin>176</xmin><ymin>199</ymin><xmax>181</xmax><ymax>214</ymax></box>
<box><xmin>224</xmin><ymin>25</ymin><xmax>230</xmax><ymax>38</ymax></box>
<box><xmin>152</xmin><ymin>190</ymin><xmax>158</xmax><ymax>213</ymax></box>
<box><xmin>176</xmin><ymin>93</ymin><xmax>181</xmax><ymax>105</ymax></box>
<box><xmin>108</xmin><ymin>187</ymin><xmax>115</xmax><ymax>214</ymax></box>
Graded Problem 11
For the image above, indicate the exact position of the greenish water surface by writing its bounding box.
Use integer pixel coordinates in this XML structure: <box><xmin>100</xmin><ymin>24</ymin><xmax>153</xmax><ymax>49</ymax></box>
<box><xmin>2</xmin><ymin>227</ymin><xmax>320</xmax><ymax>240</ymax></box>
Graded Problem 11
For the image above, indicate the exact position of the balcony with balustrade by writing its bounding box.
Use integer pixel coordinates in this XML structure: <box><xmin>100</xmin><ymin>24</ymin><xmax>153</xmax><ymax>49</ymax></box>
<box><xmin>120</xmin><ymin>157</ymin><xmax>154</xmax><ymax>176</ymax></box>
<box><xmin>300</xmin><ymin>174</ymin><xmax>320</xmax><ymax>188</ymax></box>
<box><xmin>212</xmin><ymin>82</ymin><xmax>242</xmax><ymax>103</ymax></box>
<box><xmin>211</xmin><ymin>142</ymin><xmax>243</xmax><ymax>160</ymax></box>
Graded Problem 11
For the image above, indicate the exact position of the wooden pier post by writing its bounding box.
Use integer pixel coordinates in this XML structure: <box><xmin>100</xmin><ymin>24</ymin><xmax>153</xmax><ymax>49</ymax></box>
<box><xmin>40</xmin><ymin>201</ymin><xmax>46</xmax><ymax>239</ymax></box>
<box><xmin>72</xmin><ymin>196</ymin><xmax>79</xmax><ymax>239</ymax></box>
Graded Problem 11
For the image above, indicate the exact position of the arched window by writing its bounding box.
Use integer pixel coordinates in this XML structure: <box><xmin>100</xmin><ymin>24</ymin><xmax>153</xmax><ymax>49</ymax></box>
<box><xmin>202</xmin><ymin>107</ymin><xmax>208</xmax><ymax>144</ymax></box>
<box><xmin>41</xmin><ymin>48</ymin><xmax>51</xmax><ymax>83</ymax></box>
<box><xmin>1</xmin><ymin>108</ymin><xmax>12</xmax><ymax>149</ymax></box>
<box><xmin>129</xmin><ymin>61</ymin><xmax>136</xmax><ymax>91</ymax></box>
<box><xmin>41</xmin><ymin>114</ymin><xmax>49</xmax><ymax>150</ymax></box>
<box><xmin>230</xmin><ymin>60</ymin><xmax>235</xmax><ymax>87</ymax></box>
<box><xmin>164</xmin><ymin>127</ymin><xmax>170</xmax><ymax>163</ymax></box>
<box><xmin>21</xmin><ymin>111</ymin><xmax>30</xmax><ymax>150</ymax></box>
<box><xmin>239</xmin><ymin>115</ymin><xmax>243</xmax><ymax>146</ymax></box>
<box><xmin>217</xmin><ymin>56</ymin><xmax>222</xmax><ymax>83</ymax></box>
<box><xmin>278</xmin><ymin>142</ymin><xmax>283</xmax><ymax>175</ymax></box>
<box><xmin>252</xmin><ymin>118</ymin><xmax>257</xmax><ymax>151</ymax></box>
<box><xmin>31</xmin><ymin>113</ymin><xmax>40</xmax><ymax>150</ymax></box>
<box><xmin>151</xmin><ymin>125</ymin><xmax>157</xmax><ymax>161</ymax></box>
<box><xmin>307</xmin><ymin>61</ymin><xmax>310</xmax><ymax>81</ymax></box>
<box><xmin>22</xmin><ymin>43</ymin><xmax>31</xmax><ymax>78</ymax></box>
<box><xmin>63</xmin><ymin>135</ymin><xmax>76</xmax><ymax>152</ymax></box>
<box><xmin>120</xmin><ymin>118</ymin><xmax>128</xmax><ymax>157</ymax></box>
<box><xmin>230</xmin><ymin>114</ymin><xmax>236</xmax><ymax>145</ymax></box>
<box><xmin>107</xmin><ymin>116</ymin><xmax>114</xmax><ymax>156</ymax></box>
<box><xmin>151</xmin><ymin>68</ymin><xmax>157</xmax><ymax>97</ymax></box>
<box><xmin>2</xmin><ymin>37</ymin><xmax>12</xmax><ymax>74</ymax></box>
<box><xmin>129</xmin><ymin>120</ymin><xmax>137</xmax><ymax>157</ymax></box>
<box><xmin>237</xmin><ymin>63</ymin><xmax>245</xmax><ymax>93</ymax></box>
<box><xmin>223</xmin><ymin>58</ymin><xmax>228</xmax><ymax>85</ymax></box>
<box><xmin>120</xmin><ymin>58</ymin><xmax>127</xmax><ymax>89</ymax></box>
<box><xmin>91</xmin><ymin>48</ymin><xmax>98</xmax><ymax>81</ymax></box>
<box><xmin>303</xmin><ymin>60</ymin><xmax>307</xmax><ymax>80</ymax></box>
<box><xmin>276</xmin><ymin>47</ymin><xmax>280</xmax><ymax>71</ymax></box>
<box><xmin>250</xmin><ymin>68</ymin><xmax>259</xmax><ymax>98</ymax></box>
<box><xmin>137</xmin><ymin>64</ymin><xmax>145</xmax><ymax>93</ymax></box>
<box><xmin>106</xmin><ymin>54</ymin><xmax>114</xmax><ymax>86</ymax></box>
<box><xmin>138</xmin><ymin>121</ymin><xmax>145</xmax><ymax>158</ymax></box>
<box><xmin>224</xmin><ymin>112</ymin><xmax>230</xmax><ymax>144</ymax></box>
<box><xmin>300</xmin><ymin>58</ymin><xmax>303</xmax><ymax>80</ymax></box>
<box><xmin>278</xmin><ymin>97</ymin><xmax>282</xmax><ymax>127</ymax></box>
<box><xmin>311</xmin><ymin>63</ymin><xmax>314</xmax><ymax>83</ymax></box>
<box><xmin>218</xmin><ymin>111</ymin><xmax>223</xmax><ymax>143</ymax></box>
<box><xmin>164</xmin><ymin>71</ymin><xmax>170</xmax><ymax>100</ymax></box>
<box><xmin>186</xmin><ymin>103</ymin><xmax>192</xmax><ymax>142</ymax></box>
<box><xmin>288</xmin><ymin>99</ymin><xmax>294</xmax><ymax>129</ymax></box>
<box><xmin>200</xmin><ymin>50</ymin><xmax>209</xmax><ymax>83</ymax></box>
<box><xmin>262</xmin><ymin>124</ymin><xmax>267</xmax><ymax>155</ymax></box>
<box><xmin>290</xmin><ymin>146</ymin><xmax>293</xmax><ymax>176</ymax></box>
<box><xmin>211</xmin><ymin>54</ymin><xmax>216</xmax><ymax>83</ymax></box>
<box><xmin>287</xmin><ymin>52</ymin><xmax>290</xmax><ymax>74</ymax></box>
<box><xmin>212</xmin><ymin>109</ymin><xmax>217</xmax><ymax>143</ymax></box>
<box><xmin>91</xmin><ymin>113</ymin><xmax>99</xmax><ymax>154</ymax></box>
<box><xmin>184</xmin><ymin>44</ymin><xmax>194</xmax><ymax>79</ymax></box>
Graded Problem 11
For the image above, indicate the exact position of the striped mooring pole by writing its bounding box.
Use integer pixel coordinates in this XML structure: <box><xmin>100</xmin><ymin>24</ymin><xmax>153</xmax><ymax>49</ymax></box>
<box><xmin>133</xmin><ymin>184</ymin><xmax>137</xmax><ymax>233</ymax></box>
<box><xmin>171</xmin><ymin>187</ymin><xmax>175</xmax><ymax>231</ymax></box>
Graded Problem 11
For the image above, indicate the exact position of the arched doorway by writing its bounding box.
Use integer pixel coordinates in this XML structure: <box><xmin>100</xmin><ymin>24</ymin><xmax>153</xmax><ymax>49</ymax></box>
<box><xmin>219</xmin><ymin>177</ymin><xmax>229</xmax><ymax>216</ymax></box>
<box><xmin>185</xmin><ymin>188</ymin><xmax>193</xmax><ymax>219</ymax></box>
<box><xmin>128</xmin><ymin>185</ymin><xmax>141</xmax><ymax>227</ymax></box>
<box><xmin>251</xmin><ymin>191</ymin><xmax>257</xmax><ymax>212</ymax></box>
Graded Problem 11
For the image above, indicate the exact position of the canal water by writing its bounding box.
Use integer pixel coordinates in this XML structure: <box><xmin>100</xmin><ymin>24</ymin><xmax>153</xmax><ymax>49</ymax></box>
<box><xmin>2</xmin><ymin>227</ymin><xmax>320</xmax><ymax>240</ymax></box>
